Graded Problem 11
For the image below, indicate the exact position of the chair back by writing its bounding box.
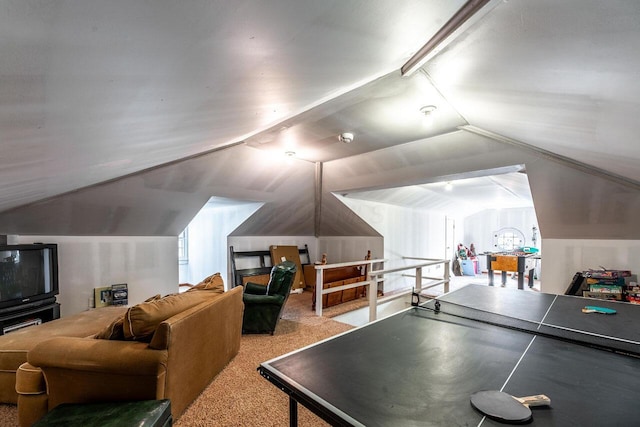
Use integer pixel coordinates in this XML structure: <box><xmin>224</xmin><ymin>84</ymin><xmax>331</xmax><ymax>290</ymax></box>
<box><xmin>241</xmin><ymin>261</ymin><xmax>298</xmax><ymax>334</ymax></box>
<box><xmin>266</xmin><ymin>261</ymin><xmax>297</xmax><ymax>296</ymax></box>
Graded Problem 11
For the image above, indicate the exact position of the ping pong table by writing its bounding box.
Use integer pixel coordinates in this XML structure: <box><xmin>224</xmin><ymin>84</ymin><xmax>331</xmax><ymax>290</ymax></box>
<box><xmin>259</xmin><ymin>284</ymin><xmax>640</xmax><ymax>426</ymax></box>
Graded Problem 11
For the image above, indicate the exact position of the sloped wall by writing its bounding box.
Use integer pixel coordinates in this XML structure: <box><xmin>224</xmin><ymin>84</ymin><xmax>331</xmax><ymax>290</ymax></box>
<box><xmin>0</xmin><ymin>144</ymin><xmax>315</xmax><ymax>236</ymax></box>
<box><xmin>526</xmin><ymin>157</ymin><xmax>640</xmax><ymax>239</ymax></box>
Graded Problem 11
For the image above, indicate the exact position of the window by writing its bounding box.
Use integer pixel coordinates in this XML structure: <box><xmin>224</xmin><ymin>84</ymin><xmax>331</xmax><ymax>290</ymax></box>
<box><xmin>493</xmin><ymin>227</ymin><xmax>525</xmax><ymax>252</ymax></box>
<box><xmin>178</xmin><ymin>229</ymin><xmax>188</xmax><ymax>264</ymax></box>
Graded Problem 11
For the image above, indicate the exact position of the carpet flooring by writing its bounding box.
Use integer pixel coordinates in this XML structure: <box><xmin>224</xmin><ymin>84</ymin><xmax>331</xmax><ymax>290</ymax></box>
<box><xmin>0</xmin><ymin>290</ymin><xmax>355</xmax><ymax>427</ymax></box>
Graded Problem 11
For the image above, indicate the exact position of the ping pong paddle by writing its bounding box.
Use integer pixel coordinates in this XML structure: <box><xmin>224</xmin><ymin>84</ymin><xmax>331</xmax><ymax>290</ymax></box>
<box><xmin>470</xmin><ymin>390</ymin><xmax>550</xmax><ymax>424</ymax></box>
<box><xmin>582</xmin><ymin>305</ymin><xmax>616</xmax><ymax>314</ymax></box>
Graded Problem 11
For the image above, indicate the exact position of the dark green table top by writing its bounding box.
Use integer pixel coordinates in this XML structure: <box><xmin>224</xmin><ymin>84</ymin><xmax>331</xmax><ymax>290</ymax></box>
<box><xmin>33</xmin><ymin>399</ymin><xmax>171</xmax><ymax>427</ymax></box>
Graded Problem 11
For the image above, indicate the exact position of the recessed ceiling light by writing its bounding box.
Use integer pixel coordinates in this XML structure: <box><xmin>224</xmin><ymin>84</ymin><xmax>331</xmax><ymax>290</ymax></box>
<box><xmin>284</xmin><ymin>151</ymin><xmax>296</xmax><ymax>157</ymax></box>
<box><xmin>338</xmin><ymin>132</ymin><xmax>354</xmax><ymax>144</ymax></box>
<box><xmin>420</xmin><ymin>105</ymin><xmax>437</xmax><ymax>115</ymax></box>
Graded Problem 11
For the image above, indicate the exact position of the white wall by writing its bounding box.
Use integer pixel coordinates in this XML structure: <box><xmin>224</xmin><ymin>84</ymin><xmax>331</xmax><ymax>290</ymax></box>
<box><xmin>540</xmin><ymin>239</ymin><xmax>640</xmax><ymax>295</ymax></box>
<box><xmin>463</xmin><ymin>207</ymin><xmax>539</xmax><ymax>273</ymax></box>
<box><xmin>18</xmin><ymin>209</ymin><xmax>636</xmax><ymax>324</ymax></box>
<box><xmin>338</xmin><ymin>197</ymin><xmax>452</xmax><ymax>292</ymax></box>
<box><xmin>339</xmin><ymin>197</ymin><xmax>449</xmax><ymax>258</ymax></box>
<box><xmin>11</xmin><ymin>235</ymin><xmax>178</xmax><ymax>317</ymax></box>
<box><xmin>317</xmin><ymin>236</ymin><xmax>383</xmax><ymax>266</ymax></box>
<box><xmin>179</xmin><ymin>201</ymin><xmax>262</xmax><ymax>286</ymax></box>
<box><xmin>463</xmin><ymin>208</ymin><xmax>539</xmax><ymax>255</ymax></box>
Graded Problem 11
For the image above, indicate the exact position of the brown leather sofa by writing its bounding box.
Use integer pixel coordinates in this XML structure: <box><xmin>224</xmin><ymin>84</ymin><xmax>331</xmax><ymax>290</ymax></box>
<box><xmin>14</xmin><ymin>277</ymin><xmax>243</xmax><ymax>426</ymax></box>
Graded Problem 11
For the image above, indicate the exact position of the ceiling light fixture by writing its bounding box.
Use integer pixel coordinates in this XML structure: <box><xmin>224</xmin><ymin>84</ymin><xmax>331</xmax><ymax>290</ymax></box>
<box><xmin>401</xmin><ymin>0</ymin><xmax>495</xmax><ymax>76</ymax></box>
<box><xmin>284</xmin><ymin>151</ymin><xmax>296</xmax><ymax>157</ymax></box>
<box><xmin>420</xmin><ymin>105</ymin><xmax>437</xmax><ymax>116</ymax></box>
<box><xmin>338</xmin><ymin>132</ymin><xmax>354</xmax><ymax>144</ymax></box>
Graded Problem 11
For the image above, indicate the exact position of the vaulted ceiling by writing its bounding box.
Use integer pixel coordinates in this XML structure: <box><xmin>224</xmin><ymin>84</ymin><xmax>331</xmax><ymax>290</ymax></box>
<box><xmin>1</xmin><ymin>0</ymin><xmax>639</xmax><ymax>238</ymax></box>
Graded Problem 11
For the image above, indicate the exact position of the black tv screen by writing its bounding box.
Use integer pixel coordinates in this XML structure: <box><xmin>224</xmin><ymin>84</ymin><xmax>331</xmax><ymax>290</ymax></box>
<box><xmin>0</xmin><ymin>244</ymin><xmax>58</xmax><ymax>310</ymax></box>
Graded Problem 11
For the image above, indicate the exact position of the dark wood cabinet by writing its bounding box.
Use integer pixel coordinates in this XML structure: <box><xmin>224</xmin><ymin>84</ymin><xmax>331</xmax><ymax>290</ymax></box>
<box><xmin>306</xmin><ymin>264</ymin><xmax>367</xmax><ymax>309</ymax></box>
<box><xmin>0</xmin><ymin>302</ymin><xmax>60</xmax><ymax>335</ymax></box>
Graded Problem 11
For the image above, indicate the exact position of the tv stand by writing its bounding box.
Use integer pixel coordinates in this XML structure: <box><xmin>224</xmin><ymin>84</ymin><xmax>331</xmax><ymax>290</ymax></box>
<box><xmin>0</xmin><ymin>302</ymin><xmax>60</xmax><ymax>335</ymax></box>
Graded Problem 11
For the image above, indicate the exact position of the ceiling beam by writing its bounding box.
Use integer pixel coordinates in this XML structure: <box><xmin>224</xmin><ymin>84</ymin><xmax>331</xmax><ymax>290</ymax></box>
<box><xmin>401</xmin><ymin>0</ymin><xmax>500</xmax><ymax>76</ymax></box>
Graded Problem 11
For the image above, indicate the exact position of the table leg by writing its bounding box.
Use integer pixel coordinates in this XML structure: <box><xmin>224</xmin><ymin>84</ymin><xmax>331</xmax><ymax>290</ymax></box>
<box><xmin>501</xmin><ymin>271</ymin><xmax>507</xmax><ymax>286</ymax></box>
<box><xmin>290</xmin><ymin>396</ymin><xmax>298</xmax><ymax>427</ymax></box>
<box><xmin>517</xmin><ymin>272</ymin><xmax>524</xmax><ymax>290</ymax></box>
<box><xmin>528</xmin><ymin>269</ymin><xmax>534</xmax><ymax>288</ymax></box>
<box><xmin>488</xmin><ymin>269</ymin><xmax>494</xmax><ymax>286</ymax></box>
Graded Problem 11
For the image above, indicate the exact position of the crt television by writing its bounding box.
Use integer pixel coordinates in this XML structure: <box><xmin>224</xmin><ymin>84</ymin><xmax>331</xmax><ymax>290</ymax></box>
<box><xmin>0</xmin><ymin>243</ymin><xmax>59</xmax><ymax>310</ymax></box>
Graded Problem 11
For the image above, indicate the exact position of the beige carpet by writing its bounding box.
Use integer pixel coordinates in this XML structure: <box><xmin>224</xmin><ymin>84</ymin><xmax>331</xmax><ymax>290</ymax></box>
<box><xmin>0</xmin><ymin>290</ymin><xmax>355</xmax><ymax>427</ymax></box>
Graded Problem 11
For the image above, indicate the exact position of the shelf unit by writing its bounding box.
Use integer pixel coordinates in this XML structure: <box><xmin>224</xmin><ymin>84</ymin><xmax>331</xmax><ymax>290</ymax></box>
<box><xmin>0</xmin><ymin>302</ymin><xmax>60</xmax><ymax>335</ymax></box>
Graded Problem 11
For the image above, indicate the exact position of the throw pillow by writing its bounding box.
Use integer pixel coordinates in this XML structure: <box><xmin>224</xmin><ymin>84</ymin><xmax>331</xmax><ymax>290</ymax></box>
<box><xmin>187</xmin><ymin>272</ymin><xmax>225</xmax><ymax>293</ymax></box>
<box><xmin>94</xmin><ymin>294</ymin><xmax>161</xmax><ymax>340</ymax></box>
<box><xmin>123</xmin><ymin>290</ymin><xmax>218</xmax><ymax>341</ymax></box>
<box><xmin>94</xmin><ymin>316</ymin><xmax>125</xmax><ymax>340</ymax></box>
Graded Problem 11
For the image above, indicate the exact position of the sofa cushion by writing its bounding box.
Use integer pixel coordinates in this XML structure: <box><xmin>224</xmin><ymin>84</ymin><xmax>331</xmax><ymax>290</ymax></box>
<box><xmin>123</xmin><ymin>290</ymin><xmax>222</xmax><ymax>341</ymax></box>
<box><xmin>187</xmin><ymin>273</ymin><xmax>225</xmax><ymax>292</ymax></box>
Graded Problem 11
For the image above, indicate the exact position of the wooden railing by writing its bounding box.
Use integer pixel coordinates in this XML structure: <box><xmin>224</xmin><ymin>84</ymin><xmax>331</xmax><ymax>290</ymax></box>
<box><xmin>313</xmin><ymin>256</ymin><xmax>450</xmax><ymax>322</ymax></box>
<box><xmin>314</xmin><ymin>259</ymin><xmax>385</xmax><ymax>317</ymax></box>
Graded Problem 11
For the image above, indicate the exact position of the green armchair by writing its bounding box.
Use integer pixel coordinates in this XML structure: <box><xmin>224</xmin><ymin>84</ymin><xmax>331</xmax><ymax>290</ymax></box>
<box><xmin>242</xmin><ymin>261</ymin><xmax>297</xmax><ymax>334</ymax></box>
